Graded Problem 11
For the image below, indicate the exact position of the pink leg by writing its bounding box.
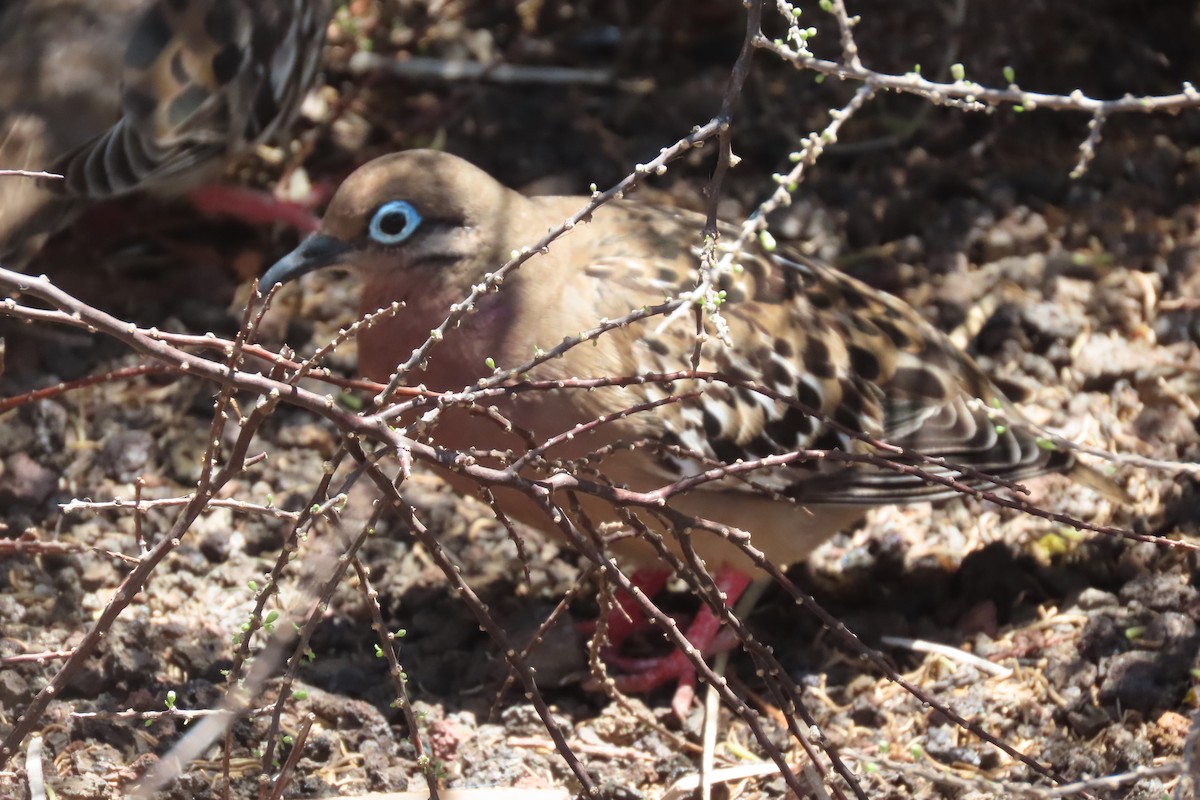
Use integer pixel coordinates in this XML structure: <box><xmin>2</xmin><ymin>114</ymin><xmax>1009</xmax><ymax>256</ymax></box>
<box><xmin>579</xmin><ymin>568</ymin><xmax>671</xmax><ymax>645</ymax></box>
<box><xmin>610</xmin><ymin>566</ymin><xmax>752</xmax><ymax>717</ymax></box>
<box><xmin>187</xmin><ymin>183</ymin><xmax>327</xmax><ymax>233</ymax></box>
<box><xmin>602</xmin><ymin>568</ymin><xmax>671</xmax><ymax>645</ymax></box>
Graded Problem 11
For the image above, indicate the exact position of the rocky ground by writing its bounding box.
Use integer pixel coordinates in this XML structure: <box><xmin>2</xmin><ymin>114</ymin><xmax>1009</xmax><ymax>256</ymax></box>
<box><xmin>1</xmin><ymin>1</ymin><xmax>1199</xmax><ymax>798</ymax></box>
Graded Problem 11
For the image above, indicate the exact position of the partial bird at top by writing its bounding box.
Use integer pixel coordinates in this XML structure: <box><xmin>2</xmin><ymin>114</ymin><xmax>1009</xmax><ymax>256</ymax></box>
<box><xmin>262</xmin><ymin>149</ymin><xmax>1126</xmax><ymax>709</ymax></box>
<box><xmin>0</xmin><ymin>0</ymin><xmax>331</xmax><ymax>264</ymax></box>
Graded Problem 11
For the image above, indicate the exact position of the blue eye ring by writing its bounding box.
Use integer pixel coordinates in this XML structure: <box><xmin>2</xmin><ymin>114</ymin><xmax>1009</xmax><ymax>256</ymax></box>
<box><xmin>368</xmin><ymin>200</ymin><xmax>422</xmax><ymax>245</ymax></box>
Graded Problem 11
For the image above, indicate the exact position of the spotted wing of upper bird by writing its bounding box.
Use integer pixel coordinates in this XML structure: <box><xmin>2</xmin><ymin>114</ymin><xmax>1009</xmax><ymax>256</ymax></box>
<box><xmin>0</xmin><ymin>0</ymin><xmax>329</xmax><ymax>263</ymax></box>
<box><xmin>0</xmin><ymin>0</ymin><xmax>146</xmax><ymax>260</ymax></box>
<box><xmin>49</xmin><ymin>0</ymin><xmax>329</xmax><ymax>198</ymax></box>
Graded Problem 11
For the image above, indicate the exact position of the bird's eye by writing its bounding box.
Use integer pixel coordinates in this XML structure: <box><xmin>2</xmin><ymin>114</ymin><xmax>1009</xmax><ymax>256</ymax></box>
<box><xmin>368</xmin><ymin>200</ymin><xmax>422</xmax><ymax>245</ymax></box>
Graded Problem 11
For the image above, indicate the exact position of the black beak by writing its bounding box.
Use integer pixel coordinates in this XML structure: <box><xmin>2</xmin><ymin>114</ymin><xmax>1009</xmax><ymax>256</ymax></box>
<box><xmin>260</xmin><ymin>234</ymin><xmax>350</xmax><ymax>291</ymax></box>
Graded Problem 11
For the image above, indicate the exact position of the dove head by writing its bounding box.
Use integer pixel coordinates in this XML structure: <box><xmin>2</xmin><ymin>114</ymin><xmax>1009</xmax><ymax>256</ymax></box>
<box><xmin>260</xmin><ymin>149</ymin><xmax>522</xmax><ymax>293</ymax></box>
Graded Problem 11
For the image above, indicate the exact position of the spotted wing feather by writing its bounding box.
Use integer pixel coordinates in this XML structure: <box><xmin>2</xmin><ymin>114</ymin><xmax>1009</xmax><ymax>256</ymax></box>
<box><xmin>589</xmin><ymin>210</ymin><xmax>1075</xmax><ymax>505</ymax></box>
<box><xmin>48</xmin><ymin>0</ymin><xmax>328</xmax><ymax>198</ymax></box>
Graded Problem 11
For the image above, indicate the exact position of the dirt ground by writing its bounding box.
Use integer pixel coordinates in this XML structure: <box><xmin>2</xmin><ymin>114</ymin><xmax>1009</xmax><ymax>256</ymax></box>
<box><xmin>2</xmin><ymin>1</ymin><xmax>1200</xmax><ymax>798</ymax></box>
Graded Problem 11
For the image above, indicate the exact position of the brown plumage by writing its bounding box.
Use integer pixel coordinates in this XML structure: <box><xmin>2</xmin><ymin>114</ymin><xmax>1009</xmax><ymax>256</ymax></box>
<box><xmin>262</xmin><ymin>149</ymin><xmax>1119</xmax><ymax>574</ymax></box>
<box><xmin>0</xmin><ymin>0</ymin><xmax>331</xmax><ymax>263</ymax></box>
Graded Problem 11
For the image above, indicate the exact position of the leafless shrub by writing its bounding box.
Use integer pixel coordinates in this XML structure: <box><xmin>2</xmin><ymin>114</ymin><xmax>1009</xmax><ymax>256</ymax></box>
<box><xmin>2</xmin><ymin>1</ymin><xmax>1198</xmax><ymax>798</ymax></box>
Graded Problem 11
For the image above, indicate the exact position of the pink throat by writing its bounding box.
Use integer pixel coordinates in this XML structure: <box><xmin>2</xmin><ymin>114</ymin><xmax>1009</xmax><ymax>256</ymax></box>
<box><xmin>356</xmin><ymin>275</ymin><xmax>516</xmax><ymax>389</ymax></box>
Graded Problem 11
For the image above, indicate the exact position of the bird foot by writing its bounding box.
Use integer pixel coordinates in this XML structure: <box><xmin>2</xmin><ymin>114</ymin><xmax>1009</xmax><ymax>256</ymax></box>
<box><xmin>609</xmin><ymin>650</ymin><xmax>699</xmax><ymax>720</ymax></box>
<box><xmin>592</xmin><ymin>566</ymin><xmax>752</xmax><ymax>717</ymax></box>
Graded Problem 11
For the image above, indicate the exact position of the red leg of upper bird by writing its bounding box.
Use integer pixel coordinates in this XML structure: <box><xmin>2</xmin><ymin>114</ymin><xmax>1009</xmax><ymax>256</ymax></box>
<box><xmin>188</xmin><ymin>183</ymin><xmax>327</xmax><ymax>233</ymax></box>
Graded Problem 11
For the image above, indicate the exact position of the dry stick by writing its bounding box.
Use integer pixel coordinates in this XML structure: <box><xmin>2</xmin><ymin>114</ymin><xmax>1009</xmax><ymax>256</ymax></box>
<box><xmin>71</xmin><ymin>707</ymin><xmax>274</xmax><ymax>723</ymax></box>
<box><xmin>109</xmin><ymin>259</ymin><xmax>1160</xmax><ymax>516</ymax></box>
<box><xmin>756</xmin><ymin>659</ymin><xmax>854</xmax><ymax>799</ymax></box>
<box><xmin>0</xmin><ymin>537</ymin><xmax>140</xmax><ymax>566</ymax></box>
<box><xmin>142</xmin><ymin>329</ymin><xmax>379</xmax><ymax>796</ymax></box>
<box><xmin>837</xmin><ymin>748</ymin><xmax>1180</xmax><ymax>798</ymax></box>
<box><xmin>699</xmin><ymin>649</ymin><xmax>723</xmax><ymax>800</ymax></box>
<box><xmin>1067</xmin><ymin>439</ymin><xmax>1200</xmax><ymax>476</ymax></box>
<box><xmin>566</xmin><ymin>432</ymin><xmax>1026</xmax><ymax>514</ymax></box>
<box><xmin>253</xmin><ymin>449</ymin><xmax>379</xmax><ymax>787</ymax></box>
<box><xmin>62</xmin><ymin>495</ymin><xmax>298</xmax><ymax>521</ymax></box>
<box><xmin>0</xmin><ymin>304</ymin><xmax>423</xmax><ymax>407</ymax></box>
<box><xmin>348</xmin><ymin>52</ymin><xmax>613</xmax><ymax>87</ymax></box>
<box><xmin>0</xmin><ymin>347</ymin><xmax>1123</xmax><ymax>796</ymax></box>
<box><xmin>197</xmin><ymin>276</ymin><xmax>268</xmax><ymax>496</ymax></box>
<box><xmin>266</xmin><ymin>713</ymin><xmax>315</xmax><ymax>800</ymax></box>
<box><xmin>0</xmin><ymin>286</ymin><xmax>267</xmax><ymax>762</ymax></box>
<box><xmin>671</xmin><ymin>0</ymin><xmax>766</xmax><ymax>365</ymax></box>
<box><xmin>501</xmin><ymin>454</ymin><xmax>1122</xmax><ymax>790</ymax></box>
<box><xmin>756</xmin><ymin>35</ymin><xmax>1200</xmax><ymax>115</ymax></box>
<box><xmin>209</xmin><ymin>315</ymin><xmax>311</xmax><ymax>800</ymax></box>
<box><xmin>351</xmin><ymin>556</ymin><xmax>434</xmax><ymax>787</ymax></box>
<box><xmin>0</xmin><ymin>271</ymin><xmax>409</xmax><ymax>466</ymax></box>
<box><xmin>395</xmin><ymin>399</ymin><xmax>540</xmax><ymax>478</ymax></box>
<box><xmin>374</xmin><ymin>447</ymin><xmax>821</xmax><ymax>795</ymax></box>
<box><xmin>345</xmin><ymin>443</ymin><xmax>599</xmax><ymax>799</ymax></box>
<box><xmin>479</xmin><ymin>488</ymin><xmax>535</xmax><ymax>587</ymax></box>
<box><xmin>0</xmin><ymin>651</ymin><xmax>74</xmax><ymax>668</ymax></box>
<box><xmin>824</xmin><ymin>0</ymin><xmax>863</xmax><ymax>69</ymax></box>
<box><xmin>144</xmin><ymin>384</ymin><xmax>290</xmax><ymax>799</ymax></box>
<box><xmin>401</xmin><ymin>368</ymin><xmax>1039</xmax><ymax>502</ymax></box>
<box><xmin>686</xmin><ymin>90</ymin><xmax>878</xmax><ymax>345</ymax></box>
<box><xmin>251</xmin><ymin>446</ymin><xmax>436</xmax><ymax>800</ymax></box>
<box><xmin>218</xmin><ymin>442</ymin><xmax>349</xmax><ymax>800</ymax></box>
<box><xmin>156</xmin><ymin>329</ymin><xmax>424</xmax><ymax>399</ymax></box>
<box><xmin>0</xmin><ymin>168</ymin><xmax>59</xmax><ymax>180</ymax></box>
<box><xmin>385</xmin><ymin>296</ymin><xmax>698</xmax><ymax>437</ymax></box>
<box><xmin>0</xmin><ymin>364</ymin><xmax>171</xmax><ymax>413</ymax></box>
<box><xmin>385</xmin><ymin>290</ymin><xmax>1060</xmax><ymax>493</ymax></box>
<box><xmin>21</xmin><ymin>263</ymin><xmax>1138</xmax><ymax>527</ymax></box>
<box><xmin>25</xmin><ymin>735</ymin><xmax>45</xmax><ymax>800</ymax></box>
<box><xmin>2</xmin><ymin>278</ymin><xmax>1171</xmax><ymax>710</ymax></box>
<box><xmin>591</xmin><ymin>480</ymin><xmax>1075</xmax><ymax>788</ymax></box>
<box><xmin>221</xmin><ymin>372</ymin><xmax>341</xmax><ymax>700</ymax></box>
<box><xmin>1184</xmin><ymin>707</ymin><xmax>1200</xmax><ymax>798</ymax></box>
<box><xmin>134</xmin><ymin>627</ymin><xmax>314</xmax><ymax>799</ymax></box>
<box><xmin>544</xmin><ymin>464</ymin><xmax>1055</xmax><ymax>795</ymax></box>
<box><xmin>508</xmin><ymin>391</ymin><xmax>704</xmax><ymax>473</ymax></box>
<box><xmin>672</xmin><ymin>560</ymin><xmax>848</xmax><ymax>800</ymax></box>
<box><xmin>525</xmin><ymin>370</ymin><xmax>1165</xmax><ymax>547</ymax></box>
<box><xmin>7</xmin><ymin>7</ymin><xmax>1190</xmax><ymax>786</ymax></box>
<box><xmin>9</xmin><ymin>241</ymin><xmax>1051</xmax><ymax>796</ymax></box>
<box><xmin>561</xmin><ymin>493</ymin><xmax>703</xmax><ymax>756</ymax></box>
<box><xmin>256</xmin><ymin>489</ymin><xmax>366</xmax><ymax>784</ymax></box>
<box><xmin>267</xmin><ymin>284</ymin><xmax>405</xmax><ymax>388</ymax></box>
<box><xmin>701</xmin><ymin>0</ymin><xmax>763</xmax><ymax>239</ymax></box>
<box><xmin>132</xmin><ymin>479</ymin><xmax>147</xmax><ymax>556</ymax></box>
<box><xmin>662</xmin><ymin>35</ymin><xmax>878</xmax><ymax>345</ymax></box>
